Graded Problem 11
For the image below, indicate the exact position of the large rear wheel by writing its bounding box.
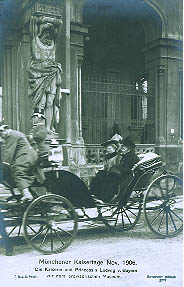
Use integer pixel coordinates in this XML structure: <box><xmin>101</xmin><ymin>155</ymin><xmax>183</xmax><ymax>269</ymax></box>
<box><xmin>23</xmin><ymin>194</ymin><xmax>78</xmax><ymax>254</ymax></box>
<box><xmin>143</xmin><ymin>175</ymin><xmax>183</xmax><ymax>238</ymax></box>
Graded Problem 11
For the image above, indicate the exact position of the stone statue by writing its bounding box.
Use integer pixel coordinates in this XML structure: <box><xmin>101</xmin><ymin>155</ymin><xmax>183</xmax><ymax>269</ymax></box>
<box><xmin>28</xmin><ymin>15</ymin><xmax>63</xmax><ymax>132</ymax></box>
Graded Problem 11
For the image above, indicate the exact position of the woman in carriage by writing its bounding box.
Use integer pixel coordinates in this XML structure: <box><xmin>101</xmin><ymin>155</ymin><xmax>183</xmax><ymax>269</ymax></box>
<box><xmin>90</xmin><ymin>135</ymin><xmax>140</xmax><ymax>203</ymax></box>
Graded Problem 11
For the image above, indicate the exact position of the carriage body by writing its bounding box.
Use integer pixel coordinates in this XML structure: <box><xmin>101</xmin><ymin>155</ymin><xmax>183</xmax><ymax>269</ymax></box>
<box><xmin>0</xmin><ymin>153</ymin><xmax>183</xmax><ymax>255</ymax></box>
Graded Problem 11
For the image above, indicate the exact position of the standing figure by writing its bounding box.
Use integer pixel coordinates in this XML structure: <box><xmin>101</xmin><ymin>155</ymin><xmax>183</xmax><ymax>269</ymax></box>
<box><xmin>28</xmin><ymin>16</ymin><xmax>63</xmax><ymax>131</ymax></box>
<box><xmin>28</xmin><ymin>108</ymin><xmax>50</xmax><ymax>158</ymax></box>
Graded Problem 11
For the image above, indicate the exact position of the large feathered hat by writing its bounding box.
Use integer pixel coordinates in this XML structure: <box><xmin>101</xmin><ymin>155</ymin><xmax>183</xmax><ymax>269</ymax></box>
<box><xmin>101</xmin><ymin>134</ymin><xmax>123</xmax><ymax>147</ymax></box>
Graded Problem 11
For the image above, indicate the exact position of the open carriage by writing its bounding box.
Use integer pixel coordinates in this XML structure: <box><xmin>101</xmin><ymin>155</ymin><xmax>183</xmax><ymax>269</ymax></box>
<box><xmin>0</xmin><ymin>153</ymin><xmax>183</xmax><ymax>255</ymax></box>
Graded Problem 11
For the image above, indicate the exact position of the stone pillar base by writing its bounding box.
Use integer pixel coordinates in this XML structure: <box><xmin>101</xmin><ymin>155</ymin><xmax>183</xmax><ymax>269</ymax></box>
<box><xmin>71</xmin><ymin>143</ymin><xmax>87</xmax><ymax>166</ymax></box>
<box><xmin>155</xmin><ymin>144</ymin><xmax>183</xmax><ymax>177</ymax></box>
<box><xmin>54</xmin><ymin>142</ymin><xmax>87</xmax><ymax>166</ymax></box>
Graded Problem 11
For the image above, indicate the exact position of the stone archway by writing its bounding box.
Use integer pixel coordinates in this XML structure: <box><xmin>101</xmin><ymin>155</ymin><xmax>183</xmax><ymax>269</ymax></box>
<box><xmin>81</xmin><ymin>0</ymin><xmax>163</xmax><ymax>144</ymax></box>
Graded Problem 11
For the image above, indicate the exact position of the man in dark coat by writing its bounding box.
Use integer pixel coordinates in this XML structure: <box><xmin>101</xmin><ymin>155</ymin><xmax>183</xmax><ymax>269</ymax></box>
<box><xmin>0</xmin><ymin>124</ymin><xmax>39</xmax><ymax>200</ymax></box>
<box><xmin>118</xmin><ymin>136</ymin><xmax>140</xmax><ymax>203</ymax></box>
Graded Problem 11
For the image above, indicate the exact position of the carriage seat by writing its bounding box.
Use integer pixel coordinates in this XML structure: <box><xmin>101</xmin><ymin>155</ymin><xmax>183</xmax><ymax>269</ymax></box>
<box><xmin>132</xmin><ymin>152</ymin><xmax>162</xmax><ymax>174</ymax></box>
<box><xmin>131</xmin><ymin>152</ymin><xmax>162</xmax><ymax>192</ymax></box>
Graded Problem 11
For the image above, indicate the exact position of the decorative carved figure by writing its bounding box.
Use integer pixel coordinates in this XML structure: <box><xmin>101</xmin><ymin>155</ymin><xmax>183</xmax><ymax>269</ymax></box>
<box><xmin>28</xmin><ymin>16</ymin><xmax>63</xmax><ymax>132</ymax></box>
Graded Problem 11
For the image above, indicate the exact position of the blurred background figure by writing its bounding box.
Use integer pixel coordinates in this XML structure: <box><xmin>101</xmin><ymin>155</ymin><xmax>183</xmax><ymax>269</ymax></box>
<box><xmin>28</xmin><ymin>108</ymin><xmax>49</xmax><ymax>158</ymax></box>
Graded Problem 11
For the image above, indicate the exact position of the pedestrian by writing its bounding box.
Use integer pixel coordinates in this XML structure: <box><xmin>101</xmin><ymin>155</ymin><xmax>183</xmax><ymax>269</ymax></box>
<box><xmin>28</xmin><ymin>108</ymin><xmax>49</xmax><ymax>158</ymax></box>
<box><xmin>0</xmin><ymin>124</ymin><xmax>40</xmax><ymax>201</ymax></box>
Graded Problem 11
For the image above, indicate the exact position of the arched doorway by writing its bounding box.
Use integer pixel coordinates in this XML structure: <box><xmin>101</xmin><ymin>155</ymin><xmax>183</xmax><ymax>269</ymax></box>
<box><xmin>81</xmin><ymin>0</ymin><xmax>162</xmax><ymax>144</ymax></box>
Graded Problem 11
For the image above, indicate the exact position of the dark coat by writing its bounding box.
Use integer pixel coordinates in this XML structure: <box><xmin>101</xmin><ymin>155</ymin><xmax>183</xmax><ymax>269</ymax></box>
<box><xmin>119</xmin><ymin>151</ymin><xmax>140</xmax><ymax>176</ymax></box>
<box><xmin>119</xmin><ymin>151</ymin><xmax>140</xmax><ymax>194</ymax></box>
<box><xmin>90</xmin><ymin>152</ymin><xmax>120</xmax><ymax>202</ymax></box>
<box><xmin>2</xmin><ymin>129</ymin><xmax>38</xmax><ymax>190</ymax></box>
<box><xmin>90</xmin><ymin>151</ymin><xmax>139</xmax><ymax>202</ymax></box>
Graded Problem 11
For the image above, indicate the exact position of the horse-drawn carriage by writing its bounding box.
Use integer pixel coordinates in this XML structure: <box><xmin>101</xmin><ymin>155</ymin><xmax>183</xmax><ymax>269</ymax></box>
<box><xmin>0</xmin><ymin>153</ymin><xmax>183</xmax><ymax>255</ymax></box>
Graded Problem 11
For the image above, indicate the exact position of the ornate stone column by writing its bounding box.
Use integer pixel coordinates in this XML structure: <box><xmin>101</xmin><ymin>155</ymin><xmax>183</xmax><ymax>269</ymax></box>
<box><xmin>2</xmin><ymin>41</ymin><xmax>13</xmax><ymax>125</ymax></box>
<box><xmin>2</xmin><ymin>39</ymin><xmax>20</xmax><ymax>130</ymax></box>
<box><xmin>156</xmin><ymin>64</ymin><xmax>166</xmax><ymax>145</ymax></box>
<box><xmin>77</xmin><ymin>54</ymin><xmax>84</xmax><ymax>143</ymax></box>
<box><xmin>144</xmin><ymin>37</ymin><xmax>182</xmax><ymax>169</ymax></box>
<box><xmin>70</xmin><ymin>19</ymin><xmax>88</xmax><ymax>165</ymax></box>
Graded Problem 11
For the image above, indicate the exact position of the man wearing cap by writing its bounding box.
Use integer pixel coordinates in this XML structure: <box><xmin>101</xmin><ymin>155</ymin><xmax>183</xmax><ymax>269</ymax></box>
<box><xmin>28</xmin><ymin>108</ymin><xmax>50</xmax><ymax>158</ymax></box>
<box><xmin>0</xmin><ymin>124</ymin><xmax>39</xmax><ymax>201</ymax></box>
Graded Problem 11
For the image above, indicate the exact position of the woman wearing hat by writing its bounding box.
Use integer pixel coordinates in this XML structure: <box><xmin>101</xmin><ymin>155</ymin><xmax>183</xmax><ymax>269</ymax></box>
<box><xmin>90</xmin><ymin>134</ymin><xmax>123</xmax><ymax>202</ymax></box>
<box><xmin>90</xmin><ymin>135</ymin><xmax>139</xmax><ymax>204</ymax></box>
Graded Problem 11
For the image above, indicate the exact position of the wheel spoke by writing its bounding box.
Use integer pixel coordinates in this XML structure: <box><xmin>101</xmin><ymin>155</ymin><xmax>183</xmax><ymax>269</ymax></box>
<box><xmin>56</xmin><ymin>227</ymin><xmax>73</xmax><ymax>236</ymax></box>
<box><xmin>122</xmin><ymin>208</ymin><xmax>132</xmax><ymax>224</ymax></box>
<box><xmin>7</xmin><ymin>224</ymin><xmax>19</xmax><ymax>237</ymax></box>
<box><xmin>125</xmin><ymin>207</ymin><xmax>138</xmax><ymax>218</ymax></box>
<box><xmin>170</xmin><ymin>209</ymin><xmax>183</xmax><ymax>222</ymax></box>
<box><xmin>114</xmin><ymin>211</ymin><xmax>120</xmax><ymax>227</ymax></box>
<box><xmin>50</xmin><ymin>229</ymin><xmax>54</xmax><ymax>251</ymax></box>
<box><xmin>168</xmin><ymin>209</ymin><xmax>177</xmax><ymax>232</ymax></box>
<box><xmin>100</xmin><ymin>206</ymin><xmax>115</xmax><ymax>216</ymax></box>
<box><xmin>54</xmin><ymin>230</ymin><xmax>65</xmax><ymax>246</ymax></box>
<box><xmin>39</xmin><ymin>227</ymin><xmax>50</xmax><ymax>248</ymax></box>
<box><xmin>17</xmin><ymin>223</ymin><xmax>22</xmax><ymax>238</ymax></box>
<box><xmin>30</xmin><ymin>225</ymin><xmax>48</xmax><ymax>241</ymax></box>
<box><xmin>121</xmin><ymin>210</ymin><xmax>125</xmax><ymax>228</ymax></box>
<box><xmin>158</xmin><ymin>210</ymin><xmax>166</xmax><ymax>232</ymax></box>
<box><xmin>165</xmin><ymin>209</ymin><xmax>169</xmax><ymax>235</ymax></box>
<box><xmin>27</xmin><ymin>224</ymin><xmax>42</xmax><ymax>234</ymax></box>
<box><xmin>150</xmin><ymin>209</ymin><xmax>164</xmax><ymax>226</ymax></box>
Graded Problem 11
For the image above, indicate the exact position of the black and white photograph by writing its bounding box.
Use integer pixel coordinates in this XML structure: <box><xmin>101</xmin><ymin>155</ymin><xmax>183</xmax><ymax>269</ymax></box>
<box><xmin>0</xmin><ymin>0</ymin><xmax>183</xmax><ymax>286</ymax></box>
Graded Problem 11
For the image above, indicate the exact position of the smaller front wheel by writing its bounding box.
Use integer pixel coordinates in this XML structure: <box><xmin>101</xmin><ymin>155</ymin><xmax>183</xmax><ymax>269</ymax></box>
<box><xmin>23</xmin><ymin>194</ymin><xmax>78</xmax><ymax>254</ymax></box>
<box><xmin>143</xmin><ymin>175</ymin><xmax>183</xmax><ymax>238</ymax></box>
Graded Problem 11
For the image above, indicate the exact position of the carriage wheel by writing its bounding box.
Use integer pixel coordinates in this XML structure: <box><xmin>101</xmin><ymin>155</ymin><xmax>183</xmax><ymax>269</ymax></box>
<box><xmin>23</xmin><ymin>194</ymin><xmax>78</xmax><ymax>254</ymax></box>
<box><xmin>0</xmin><ymin>204</ymin><xmax>25</xmax><ymax>244</ymax></box>
<box><xmin>99</xmin><ymin>198</ymin><xmax>142</xmax><ymax>232</ymax></box>
<box><xmin>143</xmin><ymin>175</ymin><xmax>183</xmax><ymax>238</ymax></box>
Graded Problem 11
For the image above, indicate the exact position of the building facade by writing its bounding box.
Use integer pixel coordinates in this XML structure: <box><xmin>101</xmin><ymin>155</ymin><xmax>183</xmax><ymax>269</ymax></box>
<box><xmin>0</xmin><ymin>0</ymin><xmax>183</xmax><ymax>169</ymax></box>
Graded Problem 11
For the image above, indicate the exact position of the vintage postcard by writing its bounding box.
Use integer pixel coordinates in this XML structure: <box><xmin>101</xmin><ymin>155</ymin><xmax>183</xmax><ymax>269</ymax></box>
<box><xmin>0</xmin><ymin>0</ymin><xmax>183</xmax><ymax>287</ymax></box>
